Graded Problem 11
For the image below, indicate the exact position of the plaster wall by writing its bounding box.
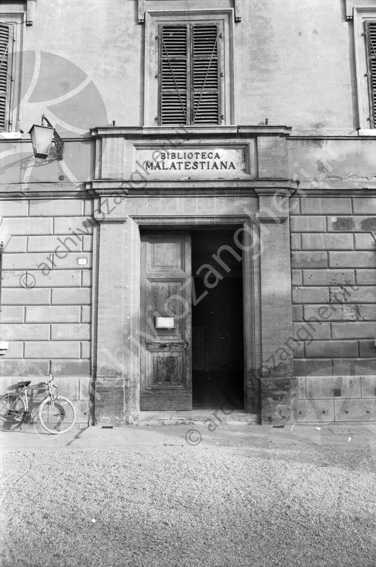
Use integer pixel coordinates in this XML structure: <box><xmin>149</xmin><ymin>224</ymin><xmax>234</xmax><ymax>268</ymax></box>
<box><xmin>6</xmin><ymin>0</ymin><xmax>356</xmax><ymax>135</ymax></box>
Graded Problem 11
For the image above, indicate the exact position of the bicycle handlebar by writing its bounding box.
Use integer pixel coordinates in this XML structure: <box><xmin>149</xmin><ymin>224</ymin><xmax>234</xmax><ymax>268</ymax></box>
<box><xmin>42</xmin><ymin>375</ymin><xmax>57</xmax><ymax>388</ymax></box>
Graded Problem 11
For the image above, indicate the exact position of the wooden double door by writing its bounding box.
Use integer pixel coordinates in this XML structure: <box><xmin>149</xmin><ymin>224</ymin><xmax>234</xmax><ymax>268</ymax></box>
<box><xmin>140</xmin><ymin>230</ymin><xmax>245</xmax><ymax>411</ymax></box>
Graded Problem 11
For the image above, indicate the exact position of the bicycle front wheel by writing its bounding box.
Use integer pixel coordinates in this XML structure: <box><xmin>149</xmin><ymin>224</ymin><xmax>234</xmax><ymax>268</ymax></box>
<box><xmin>0</xmin><ymin>393</ymin><xmax>26</xmax><ymax>432</ymax></box>
<box><xmin>38</xmin><ymin>396</ymin><xmax>76</xmax><ymax>435</ymax></box>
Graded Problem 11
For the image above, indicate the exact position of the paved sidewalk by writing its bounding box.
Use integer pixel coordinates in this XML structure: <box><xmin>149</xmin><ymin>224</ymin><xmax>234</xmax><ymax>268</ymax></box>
<box><xmin>1</xmin><ymin>421</ymin><xmax>375</xmax><ymax>450</ymax></box>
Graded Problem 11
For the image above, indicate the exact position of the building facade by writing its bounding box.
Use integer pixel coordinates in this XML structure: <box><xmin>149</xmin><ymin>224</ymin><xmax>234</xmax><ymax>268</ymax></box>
<box><xmin>1</xmin><ymin>0</ymin><xmax>376</xmax><ymax>425</ymax></box>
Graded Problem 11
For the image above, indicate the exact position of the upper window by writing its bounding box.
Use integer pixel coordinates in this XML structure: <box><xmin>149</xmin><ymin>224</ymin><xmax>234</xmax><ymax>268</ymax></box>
<box><xmin>0</xmin><ymin>22</ymin><xmax>15</xmax><ymax>131</ymax></box>
<box><xmin>144</xmin><ymin>10</ymin><xmax>234</xmax><ymax>127</ymax></box>
<box><xmin>351</xmin><ymin>4</ymin><xmax>376</xmax><ymax>132</ymax></box>
<box><xmin>365</xmin><ymin>20</ymin><xmax>376</xmax><ymax>127</ymax></box>
<box><xmin>0</xmin><ymin>4</ymin><xmax>24</xmax><ymax>134</ymax></box>
<box><xmin>159</xmin><ymin>23</ymin><xmax>222</xmax><ymax>126</ymax></box>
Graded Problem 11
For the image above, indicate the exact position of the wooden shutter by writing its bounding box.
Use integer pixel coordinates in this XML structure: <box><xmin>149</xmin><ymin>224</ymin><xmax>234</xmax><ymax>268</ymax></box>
<box><xmin>159</xmin><ymin>23</ymin><xmax>221</xmax><ymax>126</ymax></box>
<box><xmin>366</xmin><ymin>21</ymin><xmax>376</xmax><ymax>128</ymax></box>
<box><xmin>0</xmin><ymin>23</ymin><xmax>11</xmax><ymax>131</ymax></box>
<box><xmin>192</xmin><ymin>24</ymin><xmax>220</xmax><ymax>125</ymax></box>
<box><xmin>160</xmin><ymin>25</ymin><xmax>188</xmax><ymax>125</ymax></box>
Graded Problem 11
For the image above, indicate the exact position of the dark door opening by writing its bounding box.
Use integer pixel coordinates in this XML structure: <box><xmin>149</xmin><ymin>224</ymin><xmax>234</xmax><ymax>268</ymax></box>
<box><xmin>191</xmin><ymin>230</ymin><xmax>244</xmax><ymax>410</ymax></box>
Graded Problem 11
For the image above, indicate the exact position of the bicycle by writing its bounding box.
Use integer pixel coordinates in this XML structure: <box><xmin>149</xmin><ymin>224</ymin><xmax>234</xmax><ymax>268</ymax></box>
<box><xmin>0</xmin><ymin>374</ymin><xmax>76</xmax><ymax>434</ymax></box>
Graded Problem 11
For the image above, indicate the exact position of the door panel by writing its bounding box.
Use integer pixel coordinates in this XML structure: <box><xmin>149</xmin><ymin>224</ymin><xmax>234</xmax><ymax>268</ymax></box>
<box><xmin>140</xmin><ymin>232</ymin><xmax>192</xmax><ymax>410</ymax></box>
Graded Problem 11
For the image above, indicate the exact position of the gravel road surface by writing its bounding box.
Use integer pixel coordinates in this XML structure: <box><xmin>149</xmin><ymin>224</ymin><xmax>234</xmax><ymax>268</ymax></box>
<box><xmin>0</xmin><ymin>425</ymin><xmax>375</xmax><ymax>567</ymax></box>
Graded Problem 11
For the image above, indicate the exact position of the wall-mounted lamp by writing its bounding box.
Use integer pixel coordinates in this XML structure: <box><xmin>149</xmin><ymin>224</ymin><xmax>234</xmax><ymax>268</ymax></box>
<box><xmin>29</xmin><ymin>115</ymin><xmax>64</xmax><ymax>160</ymax></box>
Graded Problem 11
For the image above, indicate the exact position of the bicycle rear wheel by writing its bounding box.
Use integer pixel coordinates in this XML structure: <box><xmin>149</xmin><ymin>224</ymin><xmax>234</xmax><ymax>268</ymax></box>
<box><xmin>38</xmin><ymin>396</ymin><xmax>76</xmax><ymax>435</ymax></box>
<box><xmin>0</xmin><ymin>394</ymin><xmax>26</xmax><ymax>432</ymax></box>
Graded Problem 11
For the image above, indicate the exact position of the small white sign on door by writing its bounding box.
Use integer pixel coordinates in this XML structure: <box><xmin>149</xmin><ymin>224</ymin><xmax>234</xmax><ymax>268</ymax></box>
<box><xmin>155</xmin><ymin>317</ymin><xmax>175</xmax><ymax>329</ymax></box>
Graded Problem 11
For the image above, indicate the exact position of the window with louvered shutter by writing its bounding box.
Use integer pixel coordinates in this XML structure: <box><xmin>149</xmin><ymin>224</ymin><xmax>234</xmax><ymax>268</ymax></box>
<box><xmin>0</xmin><ymin>23</ymin><xmax>11</xmax><ymax>131</ymax></box>
<box><xmin>159</xmin><ymin>23</ymin><xmax>221</xmax><ymax>126</ymax></box>
<box><xmin>365</xmin><ymin>21</ymin><xmax>376</xmax><ymax>127</ymax></box>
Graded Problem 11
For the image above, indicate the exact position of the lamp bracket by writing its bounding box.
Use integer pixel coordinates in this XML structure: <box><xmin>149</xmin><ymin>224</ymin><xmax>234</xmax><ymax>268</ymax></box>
<box><xmin>41</xmin><ymin>115</ymin><xmax>64</xmax><ymax>160</ymax></box>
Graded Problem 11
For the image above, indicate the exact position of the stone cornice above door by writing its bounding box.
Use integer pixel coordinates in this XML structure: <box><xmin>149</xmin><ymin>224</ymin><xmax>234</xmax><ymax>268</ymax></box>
<box><xmin>90</xmin><ymin>126</ymin><xmax>292</xmax><ymax>190</ymax></box>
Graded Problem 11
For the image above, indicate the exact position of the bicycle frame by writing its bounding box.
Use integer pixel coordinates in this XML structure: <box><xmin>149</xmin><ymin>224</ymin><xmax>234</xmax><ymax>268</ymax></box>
<box><xmin>8</xmin><ymin>376</ymin><xmax>56</xmax><ymax>417</ymax></box>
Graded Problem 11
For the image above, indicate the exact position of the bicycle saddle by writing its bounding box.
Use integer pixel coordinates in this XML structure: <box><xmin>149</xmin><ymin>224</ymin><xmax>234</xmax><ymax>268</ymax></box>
<box><xmin>18</xmin><ymin>381</ymin><xmax>31</xmax><ymax>387</ymax></box>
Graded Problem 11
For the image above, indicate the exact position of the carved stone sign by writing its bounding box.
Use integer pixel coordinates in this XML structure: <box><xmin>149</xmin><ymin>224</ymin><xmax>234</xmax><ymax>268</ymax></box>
<box><xmin>136</xmin><ymin>146</ymin><xmax>248</xmax><ymax>179</ymax></box>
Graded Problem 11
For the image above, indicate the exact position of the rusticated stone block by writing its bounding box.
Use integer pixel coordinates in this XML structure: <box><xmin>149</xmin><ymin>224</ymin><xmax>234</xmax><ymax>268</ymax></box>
<box><xmin>328</xmin><ymin>216</ymin><xmax>376</xmax><ymax>232</ymax></box>
<box><xmin>55</xmin><ymin>377</ymin><xmax>79</xmax><ymax>400</ymax></box>
<box><xmin>260</xmin><ymin>377</ymin><xmax>296</xmax><ymax>424</ymax></box>
<box><xmin>359</xmin><ymin>340</ymin><xmax>376</xmax><ymax>358</ymax></box>
<box><xmin>330</xmin><ymin>286</ymin><xmax>376</xmax><ymax>303</ymax></box>
<box><xmin>296</xmin><ymin>376</ymin><xmax>306</xmax><ymax>399</ymax></box>
<box><xmin>5</xmin><ymin>342</ymin><xmax>23</xmax><ymax>358</ymax></box>
<box><xmin>361</xmin><ymin>376</ymin><xmax>376</xmax><ymax>398</ymax></box>
<box><xmin>51</xmin><ymin>360</ymin><xmax>90</xmax><ymax>376</ymax></box>
<box><xmin>293</xmin><ymin>322</ymin><xmax>330</xmax><ymax>341</ymax></box>
<box><xmin>27</xmin><ymin>236</ymin><xmax>82</xmax><ymax>253</ymax></box>
<box><xmin>332</xmin><ymin>323</ymin><xmax>376</xmax><ymax>339</ymax></box>
<box><xmin>81</xmin><ymin>306</ymin><xmax>92</xmax><ymax>323</ymax></box>
<box><xmin>301</xmin><ymin>198</ymin><xmax>351</xmax><ymax>215</ymax></box>
<box><xmin>291</xmin><ymin>252</ymin><xmax>327</xmax><ymax>268</ymax></box>
<box><xmin>0</xmin><ymin>307</ymin><xmax>24</xmax><ymax>323</ymax></box>
<box><xmin>292</xmin><ymin>304</ymin><xmax>303</xmax><ymax>321</ymax></box>
<box><xmin>2</xmin><ymin>218</ymin><xmax>53</xmax><ymax>235</ymax></box>
<box><xmin>290</xmin><ymin>234</ymin><xmax>301</xmax><ymax>250</ymax></box>
<box><xmin>329</xmin><ymin>251</ymin><xmax>375</xmax><ymax>268</ymax></box>
<box><xmin>51</xmin><ymin>324</ymin><xmax>90</xmax><ymax>340</ymax></box>
<box><xmin>25</xmin><ymin>342</ymin><xmax>80</xmax><ymax>359</ymax></box>
<box><xmin>29</xmin><ymin>200</ymin><xmax>83</xmax><ymax>217</ymax></box>
<box><xmin>353</xmin><ymin>198</ymin><xmax>376</xmax><ymax>214</ymax></box>
<box><xmin>26</xmin><ymin>306</ymin><xmax>80</xmax><ymax>323</ymax></box>
<box><xmin>7</xmin><ymin>237</ymin><xmax>27</xmax><ymax>253</ymax></box>
<box><xmin>293</xmin><ymin>358</ymin><xmax>332</xmax><ymax>376</ymax></box>
<box><xmin>332</xmin><ymin>358</ymin><xmax>376</xmax><ymax>375</ymax></box>
<box><xmin>305</xmin><ymin>340</ymin><xmax>358</xmax><ymax>358</ymax></box>
<box><xmin>0</xmin><ymin>324</ymin><xmax>49</xmax><ymax>341</ymax></box>
<box><xmin>356</xmin><ymin>270</ymin><xmax>376</xmax><ymax>285</ymax></box>
<box><xmin>354</xmin><ymin>233</ymin><xmax>375</xmax><ymax>250</ymax></box>
<box><xmin>293</xmin><ymin>286</ymin><xmax>329</xmax><ymax>303</ymax></box>
<box><xmin>304</xmin><ymin>303</ymin><xmax>375</xmax><ymax>322</ymax></box>
<box><xmin>303</xmin><ymin>269</ymin><xmax>355</xmax><ymax>286</ymax></box>
<box><xmin>302</xmin><ymin>233</ymin><xmax>353</xmax><ymax>250</ymax></box>
<box><xmin>292</xmin><ymin>270</ymin><xmax>302</xmax><ymax>285</ymax></box>
<box><xmin>52</xmin><ymin>289</ymin><xmax>91</xmax><ymax>305</ymax></box>
<box><xmin>295</xmin><ymin>399</ymin><xmax>335</xmax><ymax>422</ymax></box>
<box><xmin>54</xmin><ymin>217</ymin><xmax>94</xmax><ymax>234</ymax></box>
<box><xmin>2</xmin><ymin>289</ymin><xmax>50</xmax><ymax>305</ymax></box>
<box><xmin>0</xmin><ymin>359</ymin><xmax>49</xmax><ymax>376</ymax></box>
<box><xmin>328</xmin><ymin>217</ymin><xmax>355</xmax><ymax>231</ymax></box>
<box><xmin>2</xmin><ymin>270</ymin><xmax>81</xmax><ymax>288</ymax></box>
<box><xmin>334</xmin><ymin>399</ymin><xmax>376</xmax><ymax>421</ymax></box>
<box><xmin>290</xmin><ymin>216</ymin><xmax>326</xmax><ymax>232</ymax></box>
<box><xmin>0</xmin><ymin>201</ymin><xmax>29</xmax><ymax>216</ymax></box>
<box><xmin>306</xmin><ymin>375</ymin><xmax>361</xmax><ymax>399</ymax></box>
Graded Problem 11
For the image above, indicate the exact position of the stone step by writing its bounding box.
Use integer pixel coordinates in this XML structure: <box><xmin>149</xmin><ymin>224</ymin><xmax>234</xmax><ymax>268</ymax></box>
<box><xmin>137</xmin><ymin>410</ymin><xmax>259</xmax><ymax>426</ymax></box>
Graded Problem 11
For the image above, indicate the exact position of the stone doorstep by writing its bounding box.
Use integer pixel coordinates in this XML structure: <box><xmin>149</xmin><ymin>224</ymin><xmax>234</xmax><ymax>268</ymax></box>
<box><xmin>136</xmin><ymin>410</ymin><xmax>259</xmax><ymax>426</ymax></box>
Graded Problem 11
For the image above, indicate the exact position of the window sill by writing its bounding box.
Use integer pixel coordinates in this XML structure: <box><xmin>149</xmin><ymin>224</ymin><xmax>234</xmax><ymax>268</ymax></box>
<box><xmin>0</xmin><ymin>132</ymin><xmax>29</xmax><ymax>140</ymax></box>
<box><xmin>357</xmin><ymin>129</ymin><xmax>376</xmax><ymax>136</ymax></box>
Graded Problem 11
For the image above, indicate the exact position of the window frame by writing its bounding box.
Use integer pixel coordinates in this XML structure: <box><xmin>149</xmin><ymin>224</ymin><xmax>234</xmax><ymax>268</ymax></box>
<box><xmin>353</xmin><ymin>7</ymin><xmax>376</xmax><ymax>133</ymax></box>
<box><xmin>0</xmin><ymin>11</ymin><xmax>23</xmax><ymax>133</ymax></box>
<box><xmin>144</xmin><ymin>10</ymin><xmax>234</xmax><ymax>127</ymax></box>
<box><xmin>158</xmin><ymin>21</ymin><xmax>222</xmax><ymax>126</ymax></box>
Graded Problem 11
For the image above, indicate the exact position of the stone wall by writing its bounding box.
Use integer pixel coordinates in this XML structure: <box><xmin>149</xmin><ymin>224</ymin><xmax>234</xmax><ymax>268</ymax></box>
<box><xmin>291</xmin><ymin>196</ymin><xmax>376</xmax><ymax>422</ymax></box>
<box><xmin>0</xmin><ymin>198</ymin><xmax>93</xmax><ymax>424</ymax></box>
